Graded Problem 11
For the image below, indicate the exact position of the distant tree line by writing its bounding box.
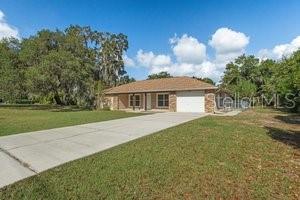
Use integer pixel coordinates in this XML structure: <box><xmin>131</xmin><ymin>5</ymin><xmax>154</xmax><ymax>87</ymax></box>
<box><xmin>1</xmin><ymin>25</ymin><xmax>298</xmax><ymax>111</ymax></box>
<box><xmin>192</xmin><ymin>77</ymin><xmax>215</xmax><ymax>85</ymax></box>
<box><xmin>220</xmin><ymin>52</ymin><xmax>300</xmax><ymax>112</ymax></box>
<box><xmin>0</xmin><ymin>25</ymin><xmax>135</xmax><ymax>107</ymax></box>
<box><xmin>147</xmin><ymin>71</ymin><xmax>215</xmax><ymax>85</ymax></box>
<box><xmin>147</xmin><ymin>71</ymin><xmax>173</xmax><ymax>80</ymax></box>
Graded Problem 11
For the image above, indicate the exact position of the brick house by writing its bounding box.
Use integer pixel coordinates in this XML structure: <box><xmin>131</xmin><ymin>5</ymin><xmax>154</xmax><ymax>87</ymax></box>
<box><xmin>104</xmin><ymin>76</ymin><xmax>217</xmax><ymax>113</ymax></box>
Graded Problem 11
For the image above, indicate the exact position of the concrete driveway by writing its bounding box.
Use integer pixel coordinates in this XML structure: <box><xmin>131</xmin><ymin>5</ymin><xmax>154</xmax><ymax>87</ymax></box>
<box><xmin>0</xmin><ymin>112</ymin><xmax>206</xmax><ymax>188</ymax></box>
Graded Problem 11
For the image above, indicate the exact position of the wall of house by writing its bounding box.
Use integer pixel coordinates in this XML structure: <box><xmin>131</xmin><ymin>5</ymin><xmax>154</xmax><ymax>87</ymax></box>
<box><xmin>151</xmin><ymin>93</ymin><xmax>156</xmax><ymax>109</ymax></box>
<box><xmin>149</xmin><ymin>92</ymin><xmax>172</xmax><ymax>110</ymax></box>
<box><xmin>108</xmin><ymin>90</ymin><xmax>215</xmax><ymax>113</ymax></box>
<box><xmin>106</xmin><ymin>95</ymin><xmax>118</xmax><ymax>110</ymax></box>
<box><xmin>102</xmin><ymin>95</ymin><xmax>113</xmax><ymax>109</ymax></box>
<box><xmin>118</xmin><ymin>94</ymin><xmax>128</xmax><ymax>109</ymax></box>
<box><xmin>108</xmin><ymin>94</ymin><xmax>146</xmax><ymax>110</ymax></box>
<box><xmin>134</xmin><ymin>94</ymin><xmax>144</xmax><ymax>110</ymax></box>
<box><xmin>205</xmin><ymin>89</ymin><xmax>216</xmax><ymax>113</ymax></box>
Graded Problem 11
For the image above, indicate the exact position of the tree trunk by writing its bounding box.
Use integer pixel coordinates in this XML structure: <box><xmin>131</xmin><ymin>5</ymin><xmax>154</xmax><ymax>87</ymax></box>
<box><xmin>94</xmin><ymin>80</ymin><xmax>105</xmax><ymax>110</ymax></box>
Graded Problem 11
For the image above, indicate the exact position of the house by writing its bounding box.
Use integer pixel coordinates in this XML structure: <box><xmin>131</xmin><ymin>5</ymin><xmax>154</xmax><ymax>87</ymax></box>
<box><xmin>104</xmin><ymin>76</ymin><xmax>217</xmax><ymax>113</ymax></box>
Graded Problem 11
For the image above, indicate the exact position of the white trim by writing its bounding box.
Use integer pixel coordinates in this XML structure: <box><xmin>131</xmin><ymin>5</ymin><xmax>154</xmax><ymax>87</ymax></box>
<box><xmin>156</xmin><ymin>93</ymin><xmax>169</xmax><ymax>108</ymax></box>
<box><xmin>128</xmin><ymin>94</ymin><xmax>142</xmax><ymax>108</ymax></box>
<box><xmin>146</xmin><ymin>93</ymin><xmax>151</xmax><ymax>110</ymax></box>
<box><xmin>110</xmin><ymin>97</ymin><xmax>114</xmax><ymax>110</ymax></box>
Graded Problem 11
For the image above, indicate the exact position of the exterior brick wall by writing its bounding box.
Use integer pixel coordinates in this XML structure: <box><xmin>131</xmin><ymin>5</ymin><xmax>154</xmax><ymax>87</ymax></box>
<box><xmin>169</xmin><ymin>92</ymin><xmax>176</xmax><ymax>112</ymax></box>
<box><xmin>102</xmin><ymin>95</ymin><xmax>113</xmax><ymax>109</ymax></box>
<box><xmin>109</xmin><ymin>93</ymin><xmax>145</xmax><ymax>110</ymax></box>
<box><xmin>112</xmin><ymin>95</ymin><xmax>118</xmax><ymax>110</ymax></box>
<box><xmin>118</xmin><ymin>94</ymin><xmax>128</xmax><ymax>109</ymax></box>
<box><xmin>150</xmin><ymin>93</ymin><xmax>170</xmax><ymax>110</ymax></box>
<box><xmin>151</xmin><ymin>93</ymin><xmax>156</xmax><ymax>109</ymax></box>
<box><xmin>128</xmin><ymin>94</ymin><xmax>144</xmax><ymax>110</ymax></box>
<box><xmin>205</xmin><ymin>89</ymin><xmax>216</xmax><ymax>113</ymax></box>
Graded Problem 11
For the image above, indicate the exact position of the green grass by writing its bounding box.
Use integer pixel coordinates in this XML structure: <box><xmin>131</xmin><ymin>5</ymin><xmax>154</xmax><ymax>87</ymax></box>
<box><xmin>0</xmin><ymin>105</ymin><xmax>142</xmax><ymax>137</ymax></box>
<box><xmin>0</xmin><ymin>108</ymin><xmax>299</xmax><ymax>199</ymax></box>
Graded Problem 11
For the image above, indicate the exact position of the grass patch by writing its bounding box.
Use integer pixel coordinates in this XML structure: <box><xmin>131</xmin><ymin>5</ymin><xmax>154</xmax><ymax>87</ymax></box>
<box><xmin>0</xmin><ymin>108</ymin><xmax>299</xmax><ymax>199</ymax></box>
<box><xmin>0</xmin><ymin>105</ymin><xmax>143</xmax><ymax>137</ymax></box>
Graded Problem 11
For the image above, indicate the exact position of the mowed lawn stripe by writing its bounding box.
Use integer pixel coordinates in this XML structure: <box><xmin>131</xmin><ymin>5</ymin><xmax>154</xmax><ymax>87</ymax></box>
<box><xmin>0</xmin><ymin>106</ymin><xmax>143</xmax><ymax>137</ymax></box>
<box><xmin>0</xmin><ymin>108</ymin><xmax>299</xmax><ymax>199</ymax></box>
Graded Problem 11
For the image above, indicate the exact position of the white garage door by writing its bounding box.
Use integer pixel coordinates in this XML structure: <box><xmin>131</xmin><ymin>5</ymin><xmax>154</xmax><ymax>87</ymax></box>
<box><xmin>176</xmin><ymin>91</ymin><xmax>205</xmax><ymax>112</ymax></box>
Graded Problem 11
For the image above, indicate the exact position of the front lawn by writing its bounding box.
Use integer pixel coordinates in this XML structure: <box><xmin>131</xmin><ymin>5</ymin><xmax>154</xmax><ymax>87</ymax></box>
<box><xmin>0</xmin><ymin>105</ymin><xmax>142</xmax><ymax>137</ymax></box>
<box><xmin>0</xmin><ymin>108</ymin><xmax>299</xmax><ymax>199</ymax></box>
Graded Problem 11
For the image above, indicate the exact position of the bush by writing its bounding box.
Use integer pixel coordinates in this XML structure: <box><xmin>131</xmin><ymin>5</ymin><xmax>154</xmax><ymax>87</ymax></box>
<box><xmin>101</xmin><ymin>105</ymin><xmax>111</xmax><ymax>111</ymax></box>
<box><xmin>15</xmin><ymin>99</ymin><xmax>33</xmax><ymax>104</ymax></box>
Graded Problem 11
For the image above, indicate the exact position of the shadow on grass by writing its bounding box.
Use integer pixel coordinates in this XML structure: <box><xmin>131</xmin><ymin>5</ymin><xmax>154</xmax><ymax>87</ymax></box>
<box><xmin>265</xmin><ymin>126</ymin><xmax>300</xmax><ymax>149</ymax></box>
<box><xmin>0</xmin><ymin>104</ymin><xmax>91</xmax><ymax>112</ymax></box>
<box><xmin>275</xmin><ymin>115</ymin><xmax>300</xmax><ymax>125</ymax></box>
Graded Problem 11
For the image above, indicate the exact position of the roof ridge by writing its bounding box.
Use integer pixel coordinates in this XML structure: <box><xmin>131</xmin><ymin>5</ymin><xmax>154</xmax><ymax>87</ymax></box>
<box><xmin>105</xmin><ymin>76</ymin><xmax>217</xmax><ymax>94</ymax></box>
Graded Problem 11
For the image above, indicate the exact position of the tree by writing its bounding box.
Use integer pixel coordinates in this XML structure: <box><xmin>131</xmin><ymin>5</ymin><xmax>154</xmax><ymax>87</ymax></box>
<box><xmin>220</xmin><ymin>51</ymin><xmax>300</xmax><ymax>112</ymax></box>
<box><xmin>221</xmin><ymin>55</ymin><xmax>260</xmax><ymax>96</ymax></box>
<box><xmin>98</xmin><ymin>33</ymin><xmax>128</xmax><ymax>86</ymax></box>
<box><xmin>14</xmin><ymin>25</ymin><xmax>130</xmax><ymax>107</ymax></box>
<box><xmin>221</xmin><ymin>61</ymin><xmax>241</xmax><ymax>87</ymax></box>
<box><xmin>260</xmin><ymin>59</ymin><xmax>277</xmax><ymax>98</ymax></box>
<box><xmin>19</xmin><ymin>30</ymin><xmax>64</xmax><ymax>67</ymax></box>
<box><xmin>272</xmin><ymin>51</ymin><xmax>300</xmax><ymax>111</ymax></box>
<box><xmin>238</xmin><ymin>55</ymin><xmax>260</xmax><ymax>82</ymax></box>
<box><xmin>230</xmin><ymin>79</ymin><xmax>257</xmax><ymax>98</ymax></box>
<box><xmin>147</xmin><ymin>71</ymin><xmax>172</xmax><ymax>80</ymax></box>
<box><xmin>0</xmin><ymin>38</ymin><xmax>25</xmax><ymax>102</ymax></box>
<box><xmin>26</xmin><ymin>50</ymin><xmax>93</xmax><ymax>105</ymax></box>
<box><xmin>117</xmin><ymin>75</ymin><xmax>135</xmax><ymax>85</ymax></box>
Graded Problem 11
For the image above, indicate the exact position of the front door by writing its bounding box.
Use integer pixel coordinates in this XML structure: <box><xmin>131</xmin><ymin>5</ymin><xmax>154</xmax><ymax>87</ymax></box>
<box><xmin>147</xmin><ymin>93</ymin><xmax>151</xmax><ymax>110</ymax></box>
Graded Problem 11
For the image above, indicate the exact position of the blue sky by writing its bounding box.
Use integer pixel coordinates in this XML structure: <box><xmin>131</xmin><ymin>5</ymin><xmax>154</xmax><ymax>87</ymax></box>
<box><xmin>1</xmin><ymin>0</ymin><xmax>300</xmax><ymax>81</ymax></box>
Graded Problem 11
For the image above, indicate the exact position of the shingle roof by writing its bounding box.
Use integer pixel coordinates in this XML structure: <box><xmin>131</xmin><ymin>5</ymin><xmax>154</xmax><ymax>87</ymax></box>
<box><xmin>105</xmin><ymin>77</ymin><xmax>217</xmax><ymax>94</ymax></box>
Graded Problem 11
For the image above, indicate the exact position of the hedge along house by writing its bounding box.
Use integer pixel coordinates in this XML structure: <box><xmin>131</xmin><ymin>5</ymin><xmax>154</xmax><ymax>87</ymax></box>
<box><xmin>104</xmin><ymin>77</ymin><xmax>217</xmax><ymax>113</ymax></box>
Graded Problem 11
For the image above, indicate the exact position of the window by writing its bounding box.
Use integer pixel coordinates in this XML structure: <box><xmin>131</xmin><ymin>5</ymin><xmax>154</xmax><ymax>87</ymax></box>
<box><xmin>157</xmin><ymin>93</ymin><xmax>169</xmax><ymax>107</ymax></box>
<box><xmin>129</xmin><ymin>94</ymin><xmax>141</xmax><ymax>107</ymax></box>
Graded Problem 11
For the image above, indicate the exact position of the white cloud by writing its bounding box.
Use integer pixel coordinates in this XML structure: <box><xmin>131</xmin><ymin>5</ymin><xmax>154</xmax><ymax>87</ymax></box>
<box><xmin>0</xmin><ymin>11</ymin><xmax>4</xmax><ymax>19</ymax></box>
<box><xmin>123</xmin><ymin>55</ymin><xmax>136</xmax><ymax>67</ymax></box>
<box><xmin>214</xmin><ymin>51</ymin><xmax>243</xmax><ymax>66</ymax></box>
<box><xmin>0</xmin><ymin>10</ymin><xmax>19</xmax><ymax>39</ymax></box>
<box><xmin>209</xmin><ymin>27</ymin><xmax>249</xmax><ymax>54</ymax></box>
<box><xmin>208</xmin><ymin>28</ymin><xmax>250</xmax><ymax>78</ymax></box>
<box><xmin>130</xmin><ymin>28</ymin><xmax>250</xmax><ymax>82</ymax></box>
<box><xmin>258</xmin><ymin>36</ymin><xmax>300</xmax><ymax>60</ymax></box>
<box><xmin>136</xmin><ymin>50</ymin><xmax>154</xmax><ymax>67</ymax></box>
<box><xmin>257</xmin><ymin>49</ymin><xmax>274</xmax><ymax>60</ymax></box>
<box><xmin>169</xmin><ymin>63</ymin><xmax>195</xmax><ymax>75</ymax></box>
<box><xmin>148</xmin><ymin>61</ymin><xmax>220</xmax><ymax>82</ymax></box>
<box><xmin>152</xmin><ymin>54</ymin><xmax>172</xmax><ymax>66</ymax></box>
<box><xmin>170</xmin><ymin>34</ymin><xmax>206</xmax><ymax>64</ymax></box>
<box><xmin>150</xmin><ymin>65</ymin><xmax>172</xmax><ymax>74</ymax></box>
<box><xmin>136</xmin><ymin>49</ymin><xmax>171</xmax><ymax>67</ymax></box>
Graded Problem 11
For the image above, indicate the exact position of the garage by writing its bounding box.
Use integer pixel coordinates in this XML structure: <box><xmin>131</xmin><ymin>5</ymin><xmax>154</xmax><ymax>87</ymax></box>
<box><xmin>176</xmin><ymin>91</ymin><xmax>205</xmax><ymax>112</ymax></box>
